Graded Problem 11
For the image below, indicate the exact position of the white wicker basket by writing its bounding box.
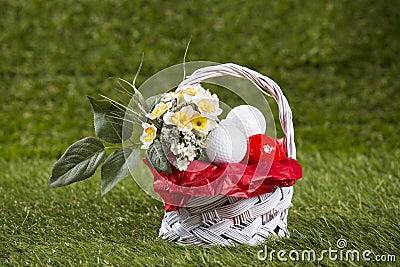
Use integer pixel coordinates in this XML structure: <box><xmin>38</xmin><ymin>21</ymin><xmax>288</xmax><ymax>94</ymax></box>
<box><xmin>158</xmin><ymin>63</ymin><xmax>297</xmax><ymax>246</ymax></box>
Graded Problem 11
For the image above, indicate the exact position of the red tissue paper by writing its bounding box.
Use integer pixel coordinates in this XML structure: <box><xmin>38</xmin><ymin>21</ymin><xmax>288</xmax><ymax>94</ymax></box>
<box><xmin>146</xmin><ymin>138</ymin><xmax>302</xmax><ymax>211</ymax></box>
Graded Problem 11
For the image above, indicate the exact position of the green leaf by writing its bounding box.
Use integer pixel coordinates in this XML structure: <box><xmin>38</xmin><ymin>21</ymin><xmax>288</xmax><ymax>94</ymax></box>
<box><xmin>49</xmin><ymin>137</ymin><xmax>106</xmax><ymax>188</ymax></box>
<box><xmin>101</xmin><ymin>148</ymin><xmax>140</xmax><ymax>196</ymax></box>
<box><xmin>145</xmin><ymin>139</ymin><xmax>172</xmax><ymax>174</ymax></box>
<box><xmin>87</xmin><ymin>96</ymin><xmax>132</xmax><ymax>143</ymax></box>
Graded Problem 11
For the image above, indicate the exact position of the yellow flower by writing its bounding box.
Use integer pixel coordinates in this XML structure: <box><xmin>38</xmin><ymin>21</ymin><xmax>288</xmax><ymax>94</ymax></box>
<box><xmin>147</xmin><ymin>102</ymin><xmax>170</xmax><ymax>120</ymax></box>
<box><xmin>196</xmin><ymin>99</ymin><xmax>216</xmax><ymax>114</ymax></box>
<box><xmin>190</xmin><ymin>115</ymin><xmax>208</xmax><ymax>131</ymax></box>
<box><xmin>160</xmin><ymin>91</ymin><xmax>185</xmax><ymax>102</ymax></box>
<box><xmin>143</xmin><ymin>128</ymin><xmax>156</xmax><ymax>142</ymax></box>
<box><xmin>185</xmin><ymin>87</ymin><xmax>198</xmax><ymax>96</ymax></box>
<box><xmin>140</xmin><ymin>123</ymin><xmax>157</xmax><ymax>149</ymax></box>
<box><xmin>163</xmin><ymin>106</ymin><xmax>194</xmax><ymax>131</ymax></box>
<box><xmin>170</xmin><ymin>91</ymin><xmax>184</xmax><ymax>98</ymax></box>
<box><xmin>193</xmin><ymin>92</ymin><xmax>223</xmax><ymax>118</ymax></box>
<box><xmin>178</xmin><ymin>85</ymin><xmax>207</xmax><ymax>103</ymax></box>
<box><xmin>170</xmin><ymin>111</ymin><xmax>190</xmax><ymax>128</ymax></box>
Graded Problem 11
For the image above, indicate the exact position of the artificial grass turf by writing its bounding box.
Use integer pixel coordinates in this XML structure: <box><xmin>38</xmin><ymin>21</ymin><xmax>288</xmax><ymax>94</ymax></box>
<box><xmin>1</xmin><ymin>150</ymin><xmax>398</xmax><ymax>266</ymax></box>
<box><xmin>1</xmin><ymin>0</ymin><xmax>399</xmax><ymax>158</ymax></box>
<box><xmin>1</xmin><ymin>0</ymin><xmax>399</xmax><ymax>266</ymax></box>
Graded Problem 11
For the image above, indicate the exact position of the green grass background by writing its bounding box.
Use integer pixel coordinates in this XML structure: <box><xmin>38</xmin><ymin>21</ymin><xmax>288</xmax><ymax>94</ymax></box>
<box><xmin>1</xmin><ymin>0</ymin><xmax>399</xmax><ymax>266</ymax></box>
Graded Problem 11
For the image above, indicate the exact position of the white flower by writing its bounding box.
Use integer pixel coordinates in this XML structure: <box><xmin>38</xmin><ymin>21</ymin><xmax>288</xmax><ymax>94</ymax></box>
<box><xmin>160</xmin><ymin>126</ymin><xmax>179</xmax><ymax>142</ymax></box>
<box><xmin>146</xmin><ymin>102</ymin><xmax>171</xmax><ymax>120</ymax></box>
<box><xmin>178</xmin><ymin>85</ymin><xmax>207</xmax><ymax>103</ymax></box>
<box><xmin>140</xmin><ymin>123</ymin><xmax>157</xmax><ymax>149</ymax></box>
<box><xmin>160</xmin><ymin>92</ymin><xmax>173</xmax><ymax>102</ymax></box>
<box><xmin>176</xmin><ymin>84</ymin><xmax>205</xmax><ymax>94</ymax></box>
<box><xmin>171</xmin><ymin>142</ymin><xmax>185</xmax><ymax>155</ymax></box>
<box><xmin>192</xmin><ymin>91</ymin><xmax>222</xmax><ymax>118</ymax></box>
<box><xmin>163</xmin><ymin>105</ymin><xmax>194</xmax><ymax>132</ymax></box>
<box><xmin>189</xmin><ymin>113</ymin><xmax>217</xmax><ymax>135</ymax></box>
<box><xmin>160</xmin><ymin>91</ymin><xmax>181</xmax><ymax>102</ymax></box>
<box><xmin>170</xmin><ymin>143</ymin><xmax>178</xmax><ymax>155</ymax></box>
<box><xmin>159</xmin><ymin>91</ymin><xmax>187</xmax><ymax>107</ymax></box>
<box><xmin>176</xmin><ymin>158</ymin><xmax>190</xmax><ymax>171</ymax></box>
<box><xmin>182</xmin><ymin>145</ymin><xmax>197</xmax><ymax>161</ymax></box>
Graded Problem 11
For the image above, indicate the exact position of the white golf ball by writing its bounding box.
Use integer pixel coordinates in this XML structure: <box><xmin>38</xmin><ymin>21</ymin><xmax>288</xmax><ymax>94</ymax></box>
<box><xmin>206</xmin><ymin>125</ymin><xmax>247</xmax><ymax>164</ymax></box>
<box><xmin>225</xmin><ymin>105</ymin><xmax>266</xmax><ymax>138</ymax></box>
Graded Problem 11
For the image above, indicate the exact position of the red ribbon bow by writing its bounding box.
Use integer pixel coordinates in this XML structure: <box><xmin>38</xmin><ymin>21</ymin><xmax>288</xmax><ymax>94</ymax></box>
<box><xmin>146</xmin><ymin>138</ymin><xmax>302</xmax><ymax>211</ymax></box>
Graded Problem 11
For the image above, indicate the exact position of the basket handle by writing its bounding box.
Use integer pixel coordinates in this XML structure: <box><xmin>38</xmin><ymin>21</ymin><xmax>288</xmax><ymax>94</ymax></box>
<box><xmin>178</xmin><ymin>63</ymin><xmax>296</xmax><ymax>159</ymax></box>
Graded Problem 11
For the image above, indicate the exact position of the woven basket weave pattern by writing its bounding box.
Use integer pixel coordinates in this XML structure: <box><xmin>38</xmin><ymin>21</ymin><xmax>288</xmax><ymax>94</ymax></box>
<box><xmin>158</xmin><ymin>63</ymin><xmax>297</xmax><ymax>246</ymax></box>
<box><xmin>159</xmin><ymin>187</ymin><xmax>293</xmax><ymax>246</ymax></box>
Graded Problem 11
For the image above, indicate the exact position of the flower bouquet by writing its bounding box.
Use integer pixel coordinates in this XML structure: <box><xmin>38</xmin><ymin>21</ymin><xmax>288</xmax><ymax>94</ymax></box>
<box><xmin>49</xmin><ymin>63</ymin><xmax>302</xmax><ymax>246</ymax></box>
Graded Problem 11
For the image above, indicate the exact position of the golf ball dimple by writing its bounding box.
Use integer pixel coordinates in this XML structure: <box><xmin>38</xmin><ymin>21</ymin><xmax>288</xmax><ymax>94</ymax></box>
<box><xmin>225</xmin><ymin>105</ymin><xmax>266</xmax><ymax>138</ymax></box>
<box><xmin>206</xmin><ymin>125</ymin><xmax>247</xmax><ymax>164</ymax></box>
